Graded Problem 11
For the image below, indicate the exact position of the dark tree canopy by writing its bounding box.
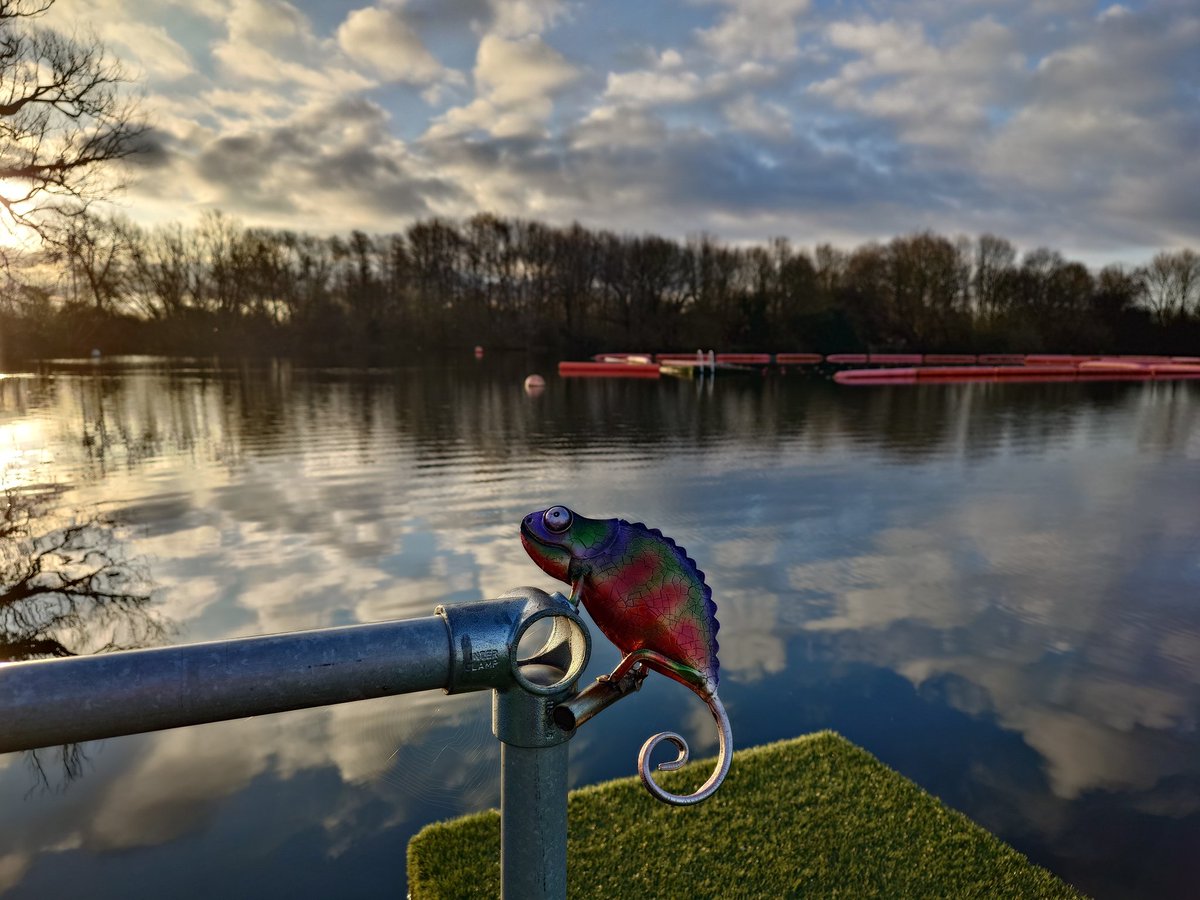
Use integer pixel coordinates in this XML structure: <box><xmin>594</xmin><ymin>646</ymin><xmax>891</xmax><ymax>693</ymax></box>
<box><xmin>0</xmin><ymin>0</ymin><xmax>145</xmax><ymax>249</ymax></box>
<box><xmin>4</xmin><ymin>210</ymin><xmax>1197</xmax><ymax>363</ymax></box>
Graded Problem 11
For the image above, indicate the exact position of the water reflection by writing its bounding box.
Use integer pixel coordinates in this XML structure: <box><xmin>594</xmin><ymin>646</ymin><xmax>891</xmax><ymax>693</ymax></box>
<box><xmin>0</xmin><ymin>485</ymin><xmax>161</xmax><ymax>662</ymax></box>
<box><xmin>0</xmin><ymin>357</ymin><xmax>1197</xmax><ymax>899</ymax></box>
<box><xmin>0</xmin><ymin>480</ymin><xmax>164</xmax><ymax>790</ymax></box>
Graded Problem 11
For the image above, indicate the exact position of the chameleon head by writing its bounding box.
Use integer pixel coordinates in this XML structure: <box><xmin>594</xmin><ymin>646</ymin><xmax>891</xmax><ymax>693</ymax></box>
<box><xmin>520</xmin><ymin>505</ymin><xmax>575</xmax><ymax>581</ymax></box>
<box><xmin>520</xmin><ymin>505</ymin><xmax>618</xmax><ymax>583</ymax></box>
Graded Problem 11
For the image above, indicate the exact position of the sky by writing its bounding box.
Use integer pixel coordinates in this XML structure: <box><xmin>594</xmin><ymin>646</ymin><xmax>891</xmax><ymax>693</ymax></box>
<box><xmin>46</xmin><ymin>0</ymin><xmax>1200</xmax><ymax>266</ymax></box>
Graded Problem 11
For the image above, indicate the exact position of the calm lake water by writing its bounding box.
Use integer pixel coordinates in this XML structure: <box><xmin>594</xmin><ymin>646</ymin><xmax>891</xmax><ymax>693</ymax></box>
<box><xmin>1</xmin><ymin>355</ymin><xmax>1198</xmax><ymax>899</ymax></box>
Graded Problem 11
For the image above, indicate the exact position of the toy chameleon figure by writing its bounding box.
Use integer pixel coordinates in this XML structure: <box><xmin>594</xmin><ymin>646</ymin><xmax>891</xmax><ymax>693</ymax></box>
<box><xmin>521</xmin><ymin>505</ymin><xmax>731</xmax><ymax>805</ymax></box>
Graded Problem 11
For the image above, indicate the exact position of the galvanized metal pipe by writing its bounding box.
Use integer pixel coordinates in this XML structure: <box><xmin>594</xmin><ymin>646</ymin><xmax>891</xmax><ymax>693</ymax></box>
<box><xmin>0</xmin><ymin>587</ymin><xmax>593</xmax><ymax>898</ymax></box>
<box><xmin>497</xmin><ymin>685</ymin><xmax>571</xmax><ymax>900</ymax></box>
<box><xmin>502</xmin><ymin>742</ymin><xmax>569</xmax><ymax>899</ymax></box>
<box><xmin>0</xmin><ymin>615</ymin><xmax>450</xmax><ymax>753</ymax></box>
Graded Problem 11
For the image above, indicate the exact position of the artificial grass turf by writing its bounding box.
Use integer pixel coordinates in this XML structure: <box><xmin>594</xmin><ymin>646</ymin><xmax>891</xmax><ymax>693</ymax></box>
<box><xmin>408</xmin><ymin>730</ymin><xmax>1086</xmax><ymax>899</ymax></box>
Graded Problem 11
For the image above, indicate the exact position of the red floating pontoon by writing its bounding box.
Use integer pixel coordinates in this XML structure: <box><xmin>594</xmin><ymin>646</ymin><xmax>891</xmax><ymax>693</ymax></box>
<box><xmin>833</xmin><ymin>367</ymin><xmax>918</xmax><ymax>384</ymax></box>
<box><xmin>716</xmin><ymin>353</ymin><xmax>772</xmax><ymax>364</ymax></box>
<box><xmin>558</xmin><ymin>361</ymin><xmax>661</xmax><ymax>378</ymax></box>
<box><xmin>923</xmin><ymin>354</ymin><xmax>977</xmax><ymax>364</ymax></box>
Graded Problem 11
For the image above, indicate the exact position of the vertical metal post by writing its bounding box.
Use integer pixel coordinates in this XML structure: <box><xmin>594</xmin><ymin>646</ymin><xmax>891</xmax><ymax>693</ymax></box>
<box><xmin>498</xmin><ymin>691</ymin><xmax>570</xmax><ymax>900</ymax></box>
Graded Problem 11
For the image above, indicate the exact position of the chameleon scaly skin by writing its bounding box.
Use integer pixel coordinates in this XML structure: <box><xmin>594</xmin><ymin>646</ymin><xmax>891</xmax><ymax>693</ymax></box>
<box><xmin>521</xmin><ymin>505</ymin><xmax>731</xmax><ymax>805</ymax></box>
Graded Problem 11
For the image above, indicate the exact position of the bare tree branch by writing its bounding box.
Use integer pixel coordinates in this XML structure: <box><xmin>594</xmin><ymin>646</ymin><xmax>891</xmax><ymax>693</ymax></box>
<box><xmin>0</xmin><ymin>0</ymin><xmax>146</xmax><ymax>254</ymax></box>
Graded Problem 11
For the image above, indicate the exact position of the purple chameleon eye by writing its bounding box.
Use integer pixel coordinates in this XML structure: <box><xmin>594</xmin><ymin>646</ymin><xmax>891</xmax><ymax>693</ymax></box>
<box><xmin>543</xmin><ymin>506</ymin><xmax>572</xmax><ymax>533</ymax></box>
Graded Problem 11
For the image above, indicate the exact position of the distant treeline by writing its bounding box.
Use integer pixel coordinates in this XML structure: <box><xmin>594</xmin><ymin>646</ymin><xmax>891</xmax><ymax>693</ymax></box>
<box><xmin>2</xmin><ymin>211</ymin><xmax>1198</xmax><ymax>362</ymax></box>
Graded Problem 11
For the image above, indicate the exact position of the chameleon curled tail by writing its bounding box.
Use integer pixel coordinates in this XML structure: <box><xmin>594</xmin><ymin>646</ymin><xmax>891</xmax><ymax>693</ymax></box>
<box><xmin>637</xmin><ymin>688</ymin><xmax>732</xmax><ymax>805</ymax></box>
<box><xmin>602</xmin><ymin>648</ymin><xmax>732</xmax><ymax>805</ymax></box>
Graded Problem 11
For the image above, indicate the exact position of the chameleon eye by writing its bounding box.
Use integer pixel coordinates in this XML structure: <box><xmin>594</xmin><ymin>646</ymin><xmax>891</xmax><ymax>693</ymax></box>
<box><xmin>543</xmin><ymin>506</ymin><xmax>572</xmax><ymax>533</ymax></box>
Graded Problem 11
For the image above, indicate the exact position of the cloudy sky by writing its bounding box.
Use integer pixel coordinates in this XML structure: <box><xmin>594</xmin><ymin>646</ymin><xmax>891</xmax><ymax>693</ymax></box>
<box><xmin>51</xmin><ymin>0</ymin><xmax>1200</xmax><ymax>265</ymax></box>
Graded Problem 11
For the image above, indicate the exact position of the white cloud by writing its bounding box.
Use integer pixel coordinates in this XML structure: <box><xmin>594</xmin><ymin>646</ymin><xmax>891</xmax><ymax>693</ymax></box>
<box><xmin>474</xmin><ymin>33</ymin><xmax>577</xmax><ymax>105</ymax></box>
<box><xmin>573</xmin><ymin>104</ymin><xmax>670</xmax><ymax>150</ymax></box>
<box><xmin>812</xmin><ymin>17</ymin><xmax>1023</xmax><ymax>149</ymax></box>
<box><xmin>102</xmin><ymin>22</ymin><xmax>196</xmax><ymax>82</ymax></box>
<box><xmin>722</xmin><ymin>94</ymin><xmax>791</xmax><ymax>137</ymax></box>
<box><xmin>425</xmin><ymin>33</ymin><xmax>578</xmax><ymax>138</ymax></box>
<box><xmin>698</xmin><ymin>0</ymin><xmax>813</xmax><ymax>64</ymax></box>
<box><xmin>221</xmin><ymin>0</ymin><xmax>311</xmax><ymax>46</ymax></box>
<box><xmin>596</xmin><ymin>46</ymin><xmax>778</xmax><ymax>118</ymax></box>
<box><xmin>603</xmin><ymin>67</ymin><xmax>703</xmax><ymax>107</ymax></box>
<box><xmin>212</xmin><ymin>0</ymin><xmax>374</xmax><ymax>94</ymax></box>
<box><xmin>489</xmin><ymin>0</ymin><xmax>566</xmax><ymax>38</ymax></box>
<box><xmin>199</xmin><ymin>87</ymin><xmax>294</xmax><ymax>124</ymax></box>
<box><xmin>825</xmin><ymin>17</ymin><xmax>931</xmax><ymax>65</ymax></box>
<box><xmin>336</xmin><ymin>5</ymin><xmax>450</xmax><ymax>85</ymax></box>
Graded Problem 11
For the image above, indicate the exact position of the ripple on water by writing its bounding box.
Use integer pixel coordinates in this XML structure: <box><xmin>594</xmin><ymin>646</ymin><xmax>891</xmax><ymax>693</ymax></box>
<box><xmin>1</xmin><ymin>361</ymin><xmax>1198</xmax><ymax>900</ymax></box>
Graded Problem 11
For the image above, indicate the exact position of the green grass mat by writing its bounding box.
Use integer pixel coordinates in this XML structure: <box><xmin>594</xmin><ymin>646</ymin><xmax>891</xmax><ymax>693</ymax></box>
<box><xmin>408</xmin><ymin>730</ymin><xmax>1085</xmax><ymax>899</ymax></box>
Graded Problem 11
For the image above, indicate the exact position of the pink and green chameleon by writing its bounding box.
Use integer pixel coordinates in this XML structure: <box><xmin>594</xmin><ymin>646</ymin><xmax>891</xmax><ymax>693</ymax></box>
<box><xmin>521</xmin><ymin>505</ymin><xmax>731</xmax><ymax>805</ymax></box>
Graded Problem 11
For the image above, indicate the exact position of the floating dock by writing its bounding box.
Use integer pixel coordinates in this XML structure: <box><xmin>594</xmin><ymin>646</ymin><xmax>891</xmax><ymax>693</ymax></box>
<box><xmin>558</xmin><ymin>352</ymin><xmax>1200</xmax><ymax>383</ymax></box>
<box><xmin>558</xmin><ymin>360</ymin><xmax>662</xmax><ymax>378</ymax></box>
<box><xmin>835</xmin><ymin>359</ymin><xmax>1200</xmax><ymax>385</ymax></box>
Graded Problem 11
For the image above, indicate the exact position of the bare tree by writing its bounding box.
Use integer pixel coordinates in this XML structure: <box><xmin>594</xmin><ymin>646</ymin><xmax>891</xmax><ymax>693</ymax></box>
<box><xmin>973</xmin><ymin>233</ymin><xmax>1016</xmax><ymax>320</ymax></box>
<box><xmin>123</xmin><ymin>220</ymin><xmax>202</xmax><ymax>320</ymax></box>
<box><xmin>0</xmin><ymin>0</ymin><xmax>146</xmax><ymax>252</ymax></box>
<box><xmin>1139</xmin><ymin>249</ymin><xmax>1200</xmax><ymax>324</ymax></box>
<box><xmin>886</xmin><ymin>232</ymin><xmax>969</xmax><ymax>348</ymax></box>
<box><xmin>58</xmin><ymin>210</ymin><xmax>133</xmax><ymax>311</ymax></box>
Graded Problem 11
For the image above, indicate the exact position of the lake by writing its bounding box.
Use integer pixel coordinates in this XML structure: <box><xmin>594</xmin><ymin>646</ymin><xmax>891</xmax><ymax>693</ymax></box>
<box><xmin>1</xmin><ymin>355</ymin><xmax>1198</xmax><ymax>899</ymax></box>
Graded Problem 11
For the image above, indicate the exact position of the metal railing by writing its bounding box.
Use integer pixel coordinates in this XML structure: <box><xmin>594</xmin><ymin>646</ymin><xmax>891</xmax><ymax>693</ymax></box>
<box><xmin>0</xmin><ymin>586</ymin><xmax>602</xmax><ymax>899</ymax></box>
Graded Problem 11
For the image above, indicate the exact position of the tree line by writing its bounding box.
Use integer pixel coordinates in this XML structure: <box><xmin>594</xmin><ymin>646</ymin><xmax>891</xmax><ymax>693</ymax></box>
<box><xmin>3</xmin><ymin>210</ymin><xmax>1198</xmax><ymax>362</ymax></box>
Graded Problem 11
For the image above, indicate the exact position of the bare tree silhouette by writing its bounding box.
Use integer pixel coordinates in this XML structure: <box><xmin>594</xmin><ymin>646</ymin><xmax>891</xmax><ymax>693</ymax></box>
<box><xmin>0</xmin><ymin>0</ymin><xmax>147</xmax><ymax>256</ymax></box>
<box><xmin>1</xmin><ymin>483</ymin><xmax>164</xmax><ymax>787</ymax></box>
